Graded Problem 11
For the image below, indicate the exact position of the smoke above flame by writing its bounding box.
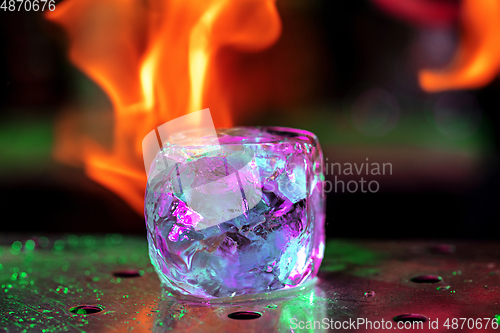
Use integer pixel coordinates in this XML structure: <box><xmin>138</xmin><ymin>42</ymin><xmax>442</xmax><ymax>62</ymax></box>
<box><xmin>46</xmin><ymin>0</ymin><xmax>281</xmax><ymax>213</ymax></box>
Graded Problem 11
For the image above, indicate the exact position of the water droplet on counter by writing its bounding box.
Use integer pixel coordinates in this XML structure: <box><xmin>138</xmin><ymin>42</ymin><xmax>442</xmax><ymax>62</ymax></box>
<box><xmin>436</xmin><ymin>286</ymin><xmax>450</xmax><ymax>291</ymax></box>
<box><xmin>364</xmin><ymin>291</ymin><xmax>376</xmax><ymax>297</ymax></box>
<box><xmin>411</xmin><ymin>275</ymin><xmax>442</xmax><ymax>283</ymax></box>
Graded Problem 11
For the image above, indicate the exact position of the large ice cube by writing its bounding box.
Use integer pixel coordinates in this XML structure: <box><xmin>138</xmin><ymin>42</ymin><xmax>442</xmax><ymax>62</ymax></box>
<box><xmin>145</xmin><ymin>127</ymin><xmax>325</xmax><ymax>299</ymax></box>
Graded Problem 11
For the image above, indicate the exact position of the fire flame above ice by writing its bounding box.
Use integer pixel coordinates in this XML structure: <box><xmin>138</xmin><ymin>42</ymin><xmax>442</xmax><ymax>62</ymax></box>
<box><xmin>50</xmin><ymin>0</ymin><xmax>500</xmax><ymax>214</ymax></box>
<box><xmin>47</xmin><ymin>0</ymin><xmax>281</xmax><ymax>213</ymax></box>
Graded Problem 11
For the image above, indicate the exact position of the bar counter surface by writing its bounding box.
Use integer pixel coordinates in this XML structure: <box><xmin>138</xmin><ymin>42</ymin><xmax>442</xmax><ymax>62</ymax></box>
<box><xmin>1</xmin><ymin>235</ymin><xmax>499</xmax><ymax>332</ymax></box>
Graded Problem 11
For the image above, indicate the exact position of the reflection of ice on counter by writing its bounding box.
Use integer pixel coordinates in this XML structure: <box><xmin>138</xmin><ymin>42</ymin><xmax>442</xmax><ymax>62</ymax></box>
<box><xmin>153</xmin><ymin>281</ymin><xmax>329</xmax><ymax>333</ymax></box>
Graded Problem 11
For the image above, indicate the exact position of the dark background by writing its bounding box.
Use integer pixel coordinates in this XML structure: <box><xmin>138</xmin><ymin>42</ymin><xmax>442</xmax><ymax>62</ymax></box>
<box><xmin>1</xmin><ymin>0</ymin><xmax>499</xmax><ymax>238</ymax></box>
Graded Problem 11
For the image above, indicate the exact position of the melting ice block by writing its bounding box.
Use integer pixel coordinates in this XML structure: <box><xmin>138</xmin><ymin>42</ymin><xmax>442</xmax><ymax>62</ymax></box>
<box><xmin>145</xmin><ymin>127</ymin><xmax>325</xmax><ymax>299</ymax></box>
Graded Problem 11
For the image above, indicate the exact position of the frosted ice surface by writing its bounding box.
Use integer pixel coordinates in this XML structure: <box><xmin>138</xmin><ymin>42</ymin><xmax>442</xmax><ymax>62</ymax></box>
<box><xmin>145</xmin><ymin>127</ymin><xmax>325</xmax><ymax>299</ymax></box>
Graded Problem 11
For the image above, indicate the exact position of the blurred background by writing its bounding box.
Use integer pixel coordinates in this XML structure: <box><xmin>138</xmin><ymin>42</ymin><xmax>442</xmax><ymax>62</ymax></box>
<box><xmin>1</xmin><ymin>0</ymin><xmax>499</xmax><ymax>239</ymax></box>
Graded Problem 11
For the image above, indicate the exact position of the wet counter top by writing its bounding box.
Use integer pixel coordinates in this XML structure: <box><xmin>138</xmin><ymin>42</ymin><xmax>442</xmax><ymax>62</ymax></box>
<box><xmin>1</xmin><ymin>235</ymin><xmax>499</xmax><ymax>332</ymax></box>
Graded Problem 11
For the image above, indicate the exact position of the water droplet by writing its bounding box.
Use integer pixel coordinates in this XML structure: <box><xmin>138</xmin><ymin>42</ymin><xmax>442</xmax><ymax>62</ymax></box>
<box><xmin>411</xmin><ymin>275</ymin><xmax>442</xmax><ymax>283</ymax></box>
<box><xmin>265</xmin><ymin>304</ymin><xmax>278</xmax><ymax>309</ymax></box>
<box><xmin>364</xmin><ymin>291</ymin><xmax>376</xmax><ymax>297</ymax></box>
<box><xmin>436</xmin><ymin>286</ymin><xmax>450</xmax><ymax>291</ymax></box>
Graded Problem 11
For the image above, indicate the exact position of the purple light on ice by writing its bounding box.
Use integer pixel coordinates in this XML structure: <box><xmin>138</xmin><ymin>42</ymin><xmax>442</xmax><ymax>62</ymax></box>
<box><xmin>145</xmin><ymin>126</ymin><xmax>325</xmax><ymax>299</ymax></box>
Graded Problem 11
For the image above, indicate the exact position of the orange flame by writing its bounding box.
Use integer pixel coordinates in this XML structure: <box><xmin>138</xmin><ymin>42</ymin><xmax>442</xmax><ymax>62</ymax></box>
<box><xmin>419</xmin><ymin>0</ymin><xmax>500</xmax><ymax>91</ymax></box>
<box><xmin>47</xmin><ymin>0</ymin><xmax>281</xmax><ymax>213</ymax></box>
